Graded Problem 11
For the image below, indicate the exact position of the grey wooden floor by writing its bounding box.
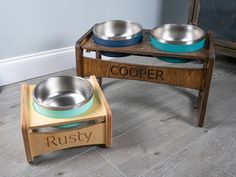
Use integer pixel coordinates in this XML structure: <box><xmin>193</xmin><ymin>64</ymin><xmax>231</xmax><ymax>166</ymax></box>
<box><xmin>0</xmin><ymin>55</ymin><xmax>236</xmax><ymax>177</ymax></box>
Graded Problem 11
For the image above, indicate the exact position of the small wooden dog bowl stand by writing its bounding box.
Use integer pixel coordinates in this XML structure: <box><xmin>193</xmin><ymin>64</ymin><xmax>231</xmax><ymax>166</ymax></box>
<box><xmin>75</xmin><ymin>25</ymin><xmax>215</xmax><ymax>127</ymax></box>
<box><xmin>21</xmin><ymin>76</ymin><xmax>112</xmax><ymax>163</ymax></box>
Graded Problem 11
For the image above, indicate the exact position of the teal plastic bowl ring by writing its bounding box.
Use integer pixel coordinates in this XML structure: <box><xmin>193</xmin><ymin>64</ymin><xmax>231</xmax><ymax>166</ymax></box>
<box><xmin>150</xmin><ymin>24</ymin><xmax>206</xmax><ymax>63</ymax></box>
<box><xmin>33</xmin><ymin>76</ymin><xmax>94</xmax><ymax>128</ymax></box>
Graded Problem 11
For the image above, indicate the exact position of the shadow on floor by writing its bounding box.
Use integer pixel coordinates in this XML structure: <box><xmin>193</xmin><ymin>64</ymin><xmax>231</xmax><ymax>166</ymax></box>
<box><xmin>0</xmin><ymin>86</ymin><xmax>4</xmax><ymax>94</ymax></box>
<box><xmin>103</xmin><ymin>78</ymin><xmax>199</xmax><ymax>127</ymax></box>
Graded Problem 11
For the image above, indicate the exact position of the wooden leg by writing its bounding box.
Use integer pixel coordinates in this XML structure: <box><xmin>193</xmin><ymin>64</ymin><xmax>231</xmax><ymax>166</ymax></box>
<box><xmin>105</xmin><ymin>112</ymin><xmax>112</xmax><ymax>147</ymax></box>
<box><xmin>21</xmin><ymin>84</ymin><xmax>34</xmax><ymax>163</ymax></box>
<box><xmin>198</xmin><ymin>90</ymin><xmax>207</xmax><ymax>127</ymax></box>
<box><xmin>198</xmin><ymin>59</ymin><xmax>214</xmax><ymax>127</ymax></box>
<box><xmin>21</xmin><ymin>122</ymin><xmax>34</xmax><ymax>162</ymax></box>
<box><xmin>23</xmin><ymin>132</ymin><xmax>34</xmax><ymax>163</ymax></box>
<box><xmin>96</xmin><ymin>51</ymin><xmax>102</xmax><ymax>86</ymax></box>
<box><xmin>92</xmin><ymin>75</ymin><xmax>112</xmax><ymax>147</ymax></box>
<box><xmin>76</xmin><ymin>46</ymin><xmax>84</xmax><ymax>77</ymax></box>
<box><xmin>197</xmin><ymin>90</ymin><xmax>202</xmax><ymax>109</ymax></box>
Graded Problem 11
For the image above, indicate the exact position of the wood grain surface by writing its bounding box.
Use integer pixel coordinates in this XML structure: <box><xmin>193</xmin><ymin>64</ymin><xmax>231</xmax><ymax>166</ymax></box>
<box><xmin>82</xmin><ymin>57</ymin><xmax>205</xmax><ymax>90</ymax></box>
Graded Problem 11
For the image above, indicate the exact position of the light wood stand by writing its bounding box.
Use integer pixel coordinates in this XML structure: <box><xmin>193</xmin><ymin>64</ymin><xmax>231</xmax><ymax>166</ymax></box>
<box><xmin>21</xmin><ymin>76</ymin><xmax>112</xmax><ymax>163</ymax></box>
<box><xmin>75</xmin><ymin>26</ymin><xmax>215</xmax><ymax>127</ymax></box>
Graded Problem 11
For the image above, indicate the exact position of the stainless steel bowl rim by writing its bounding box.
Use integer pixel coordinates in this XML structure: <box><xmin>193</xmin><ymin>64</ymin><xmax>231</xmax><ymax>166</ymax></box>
<box><xmin>151</xmin><ymin>24</ymin><xmax>206</xmax><ymax>45</ymax></box>
<box><xmin>33</xmin><ymin>76</ymin><xmax>94</xmax><ymax>111</ymax></box>
<box><xmin>93</xmin><ymin>20</ymin><xmax>143</xmax><ymax>41</ymax></box>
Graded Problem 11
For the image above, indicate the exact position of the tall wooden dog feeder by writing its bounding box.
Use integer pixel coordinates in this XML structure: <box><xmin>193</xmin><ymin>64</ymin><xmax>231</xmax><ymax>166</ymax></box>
<box><xmin>75</xmin><ymin>25</ymin><xmax>215</xmax><ymax>127</ymax></box>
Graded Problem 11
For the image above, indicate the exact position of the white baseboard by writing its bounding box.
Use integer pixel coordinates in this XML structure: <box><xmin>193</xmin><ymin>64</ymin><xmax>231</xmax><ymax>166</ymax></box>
<box><xmin>0</xmin><ymin>47</ymin><xmax>76</xmax><ymax>86</ymax></box>
<box><xmin>0</xmin><ymin>46</ymin><xmax>107</xmax><ymax>86</ymax></box>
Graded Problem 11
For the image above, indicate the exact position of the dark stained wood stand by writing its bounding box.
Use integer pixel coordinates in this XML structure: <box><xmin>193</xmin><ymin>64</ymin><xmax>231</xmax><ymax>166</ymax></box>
<box><xmin>75</xmin><ymin>26</ymin><xmax>215</xmax><ymax>127</ymax></box>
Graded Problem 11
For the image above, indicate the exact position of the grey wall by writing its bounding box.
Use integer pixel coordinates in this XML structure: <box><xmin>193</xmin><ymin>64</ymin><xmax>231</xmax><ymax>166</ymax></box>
<box><xmin>161</xmin><ymin>0</ymin><xmax>189</xmax><ymax>24</ymax></box>
<box><xmin>0</xmin><ymin>0</ymin><xmax>189</xmax><ymax>59</ymax></box>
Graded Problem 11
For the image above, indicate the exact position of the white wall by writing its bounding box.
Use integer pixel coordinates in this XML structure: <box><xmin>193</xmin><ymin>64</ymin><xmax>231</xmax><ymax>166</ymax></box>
<box><xmin>0</xmin><ymin>0</ymin><xmax>190</xmax><ymax>59</ymax></box>
<box><xmin>0</xmin><ymin>0</ymin><xmax>189</xmax><ymax>86</ymax></box>
<box><xmin>0</xmin><ymin>0</ymin><xmax>164</xmax><ymax>59</ymax></box>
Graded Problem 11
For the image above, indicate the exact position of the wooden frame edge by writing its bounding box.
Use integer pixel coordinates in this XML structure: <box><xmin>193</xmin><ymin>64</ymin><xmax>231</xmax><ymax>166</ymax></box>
<box><xmin>197</xmin><ymin>31</ymin><xmax>215</xmax><ymax>127</ymax></box>
<box><xmin>89</xmin><ymin>76</ymin><xmax>112</xmax><ymax>147</ymax></box>
<box><xmin>21</xmin><ymin>83</ymin><xmax>33</xmax><ymax>162</ymax></box>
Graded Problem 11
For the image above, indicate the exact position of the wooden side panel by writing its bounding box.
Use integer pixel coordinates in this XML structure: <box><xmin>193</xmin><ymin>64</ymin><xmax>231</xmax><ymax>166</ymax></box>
<box><xmin>82</xmin><ymin>57</ymin><xmax>204</xmax><ymax>90</ymax></box>
<box><xmin>198</xmin><ymin>32</ymin><xmax>215</xmax><ymax>127</ymax></box>
<box><xmin>29</xmin><ymin>123</ymin><xmax>105</xmax><ymax>157</ymax></box>
<box><xmin>95</xmin><ymin>51</ymin><xmax>103</xmax><ymax>86</ymax></box>
<box><xmin>21</xmin><ymin>84</ymin><xmax>33</xmax><ymax>162</ymax></box>
<box><xmin>76</xmin><ymin>47</ymin><xmax>83</xmax><ymax>77</ymax></box>
<box><xmin>75</xmin><ymin>25</ymin><xmax>95</xmax><ymax>77</ymax></box>
<box><xmin>75</xmin><ymin>25</ymin><xmax>95</xmax><ymax>47</ymax></box>
<box><xmin>89</xmin><ymin>76</ymin><xmax>112</xmax><ymax>147</ymax></box>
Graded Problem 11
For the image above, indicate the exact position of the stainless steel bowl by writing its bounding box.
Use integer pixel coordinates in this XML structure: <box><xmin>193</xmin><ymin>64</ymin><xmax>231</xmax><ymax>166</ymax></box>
<box><xmin>93</xmin><ymin>20</ymin><xmax>143</xmax><ymax>41</ymax></box>
<box><xmin>151</xmin><ymin>24</ymin><xmax>205</xmax><ymax>45</ymax></box>
<box><xmin>33</xmin><ymin>76</ymin><xmax>93</xmax><ymax>111</ymax></box>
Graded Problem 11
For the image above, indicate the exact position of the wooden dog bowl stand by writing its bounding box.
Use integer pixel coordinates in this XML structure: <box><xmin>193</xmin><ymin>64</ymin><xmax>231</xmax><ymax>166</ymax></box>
<box><xmin>21</xmin><ymin>76</ymin><xmax>112</xmax><ymax>163</ymax></box>
<box><xmin>75</xmin><ymin>25</ymin><xmax>215</xmax><ymax>127</ymax></box>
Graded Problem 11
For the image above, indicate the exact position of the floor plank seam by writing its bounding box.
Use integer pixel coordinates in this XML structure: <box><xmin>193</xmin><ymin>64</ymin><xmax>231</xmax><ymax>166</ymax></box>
<box><xmin>112</xmin><ymin>104</ymin><xmax>185</xmax><ymax>141</ymax></box>
<box><xmin>187</xmin><ymin>148</ymin><xmax>236</xmax><ymax>177</ymax></box>
<box><xmin>211</xmin><ymin>164</ymin><xmax>236</xmax><ymax>177</ymax></box>
<box><xmin>95</xmin><ymin>149</ymin><xmax>128</xmax><ymax>177</ymax></box>
<box><xmin>34</xmin><ymin>147</ymin><xmax>96</xmax><ymax>177</ymax></box>
<box><xmin>138</xmin><ymin>114</ymin><xmax>236</xmax><ymax>177</ymax></box>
